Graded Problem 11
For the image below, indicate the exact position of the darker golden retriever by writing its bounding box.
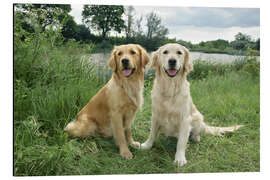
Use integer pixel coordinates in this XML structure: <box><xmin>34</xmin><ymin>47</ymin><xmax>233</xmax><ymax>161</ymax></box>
<box><xmin>65</xmin><ymin>44</ymin><xmax>149</xmax><ymax>159</ymax></box>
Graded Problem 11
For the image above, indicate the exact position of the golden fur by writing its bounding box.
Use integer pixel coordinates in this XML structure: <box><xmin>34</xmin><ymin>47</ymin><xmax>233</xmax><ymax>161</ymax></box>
<box><xmin>64</xmin><ymin>44</ymin><xmax>149</xmax><ymax>159</ymax></box>
<box><xmin>141</xmin><ymin>43</ymin><xmax>243</xmax><ymax>167</ymax></box>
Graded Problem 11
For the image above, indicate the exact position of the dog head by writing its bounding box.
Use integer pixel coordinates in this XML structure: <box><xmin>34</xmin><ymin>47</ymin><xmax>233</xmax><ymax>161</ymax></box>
<box><xmin>151</xmin><ymin>43</ymin><xmax>193</xmax><ymax>78</ymax></box>
<box><xmin>109</xmin><ymin>44</ymin><xmax>149</xmax><ymax>78</ymax></box>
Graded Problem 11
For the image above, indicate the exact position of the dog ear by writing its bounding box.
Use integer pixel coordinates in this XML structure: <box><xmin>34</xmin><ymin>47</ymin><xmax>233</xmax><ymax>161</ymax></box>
<box><xmin>109</xmin><ymin>48</ymin><xmax>117</xmax><ymax>72</ymax></box>
<box><xmin>150</xmin><ymin>51</ymin><xmax>158</xmax><ymax>69</ymax></box>
<box><xmin>183</xmin><ymin>47</ymin><xmax>193</xmax><ymax>73</ymax></box>
<box><xmin>136</xmin><ymin>44</ymin><xmax>150</xmax><ymax>68</ymax></box>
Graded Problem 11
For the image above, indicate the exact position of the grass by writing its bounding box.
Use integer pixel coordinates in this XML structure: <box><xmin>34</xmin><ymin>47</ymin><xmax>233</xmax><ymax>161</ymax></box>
<box><xmin>14</xmin><ymin>35</ymin><xmax>260</xmax><ymax>175</ymax></box>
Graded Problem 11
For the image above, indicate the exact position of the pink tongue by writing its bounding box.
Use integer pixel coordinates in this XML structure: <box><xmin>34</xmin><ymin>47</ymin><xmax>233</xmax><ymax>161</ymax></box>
<box><xmin>167</xmin><ymin>69</ymin><xmax>177</xmax><ymax>76</ymax></box>
<box><xmin>122</xmin><ymin>69</ymin><xmax>132</xmax><ymax>77</ymax></box>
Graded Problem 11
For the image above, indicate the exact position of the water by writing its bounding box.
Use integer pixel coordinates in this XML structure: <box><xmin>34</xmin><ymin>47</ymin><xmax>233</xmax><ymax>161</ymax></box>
<box><xmin>189</xmin><ymin>52</ymin><xmax>247</xmax><ymax>63</ymax></box>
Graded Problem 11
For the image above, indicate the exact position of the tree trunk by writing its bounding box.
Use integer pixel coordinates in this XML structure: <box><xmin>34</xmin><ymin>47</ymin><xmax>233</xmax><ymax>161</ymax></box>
<box><xmin>102</xmin><ymin>29</ymin><xmax>107</xmax><ymax>40</ymax></box>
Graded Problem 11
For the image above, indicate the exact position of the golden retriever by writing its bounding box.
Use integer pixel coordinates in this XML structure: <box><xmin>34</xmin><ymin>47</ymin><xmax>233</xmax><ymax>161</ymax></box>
<box><xmin>140</xmin><ymin>43</ymin><xmax>243</xmax><ymax>167</ymax></box>
<box><xmin>64</xmin><ymin>44</ymin><xmax>149</xmax><ymax>159</ymax></box>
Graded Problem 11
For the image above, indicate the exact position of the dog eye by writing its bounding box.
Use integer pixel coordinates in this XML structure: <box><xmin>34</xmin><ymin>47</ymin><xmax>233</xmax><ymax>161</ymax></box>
<box><xmin>177</xmin><ymin>51</ymin><xmax>182</xmax><ymax>55</ymax></box>
<box><xmin>163</xmin><ymin>50</ymin><xmax>168</xmax><ymax>54</ymax></box>
<box><xmin>130</xmin><ymin>50</ymin><xmax>136</xmax><ymax>55</ymax></box>
<box><xmin>117</xmin><ymin>52</ymin><xmax>122</xmax><ymax>56</ymax></box>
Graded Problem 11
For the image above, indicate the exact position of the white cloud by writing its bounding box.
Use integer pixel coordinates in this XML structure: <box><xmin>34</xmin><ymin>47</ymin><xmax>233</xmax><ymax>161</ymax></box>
<box><xmin>168</xmin><ymin>26</ymin><xmax>260</xmax><ymax>43</ymax></box>
<box><xmin>70</xmin><ymin>4</ymin><xmax>260</xmax><ymax>43</ymax></box>
<box><xmin>70</xmin><ymin>4</ymin><xmax>83</xmax><ymax>24</ymax></box>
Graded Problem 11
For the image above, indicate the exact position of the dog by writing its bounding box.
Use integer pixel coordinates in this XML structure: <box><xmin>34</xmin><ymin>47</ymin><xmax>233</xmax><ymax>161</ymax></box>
<box><xmin>140</xmin><ymin>43</ymin><xmax>243</xmax><ymax>167</ymax></box>
<box><xmin>64</xmin><ymin>44</ymin><xmax>149</xmax><ymax>159</ymax></box>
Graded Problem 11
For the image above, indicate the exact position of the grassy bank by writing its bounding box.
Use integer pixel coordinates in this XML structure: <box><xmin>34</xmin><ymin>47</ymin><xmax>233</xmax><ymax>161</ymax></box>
<box><xmin>14</xmin><ymin>36</ymin><xmax>260</xmax><ymax>175</ymax></box>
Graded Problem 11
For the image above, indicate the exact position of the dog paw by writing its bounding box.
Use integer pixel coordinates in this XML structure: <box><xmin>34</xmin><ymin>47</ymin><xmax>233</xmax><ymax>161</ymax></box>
<box><xmin>131</xmin><ymin>141</ymin><xmax>141</xmax><ymax>149</ymax></box>
<box><xmin>140</xmin><ymin>142</ymin><xmax>152</xmax><ymax>150</ymax></box>
<box><xmin>120</xmin><ymin>150</ymin><xmax>133</xmax><ymax>160</ymax></box>
<box><xmin>174</xmin><ymin>157</ymin><xmax>187</xmax><ymax>167</ymax></box>
<box><xmin>190</xmin><ymin>134</ymin><xmax>200</xmax><ymax>142</ymax></box>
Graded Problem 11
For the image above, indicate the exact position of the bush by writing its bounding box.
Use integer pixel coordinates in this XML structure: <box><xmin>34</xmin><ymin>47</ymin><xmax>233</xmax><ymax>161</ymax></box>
<box><xmin>247</xmin><ymin>48</ymin><xmax>260</xmax><ymax>56</ymax></box>
<box><xmin>92</xmin><ymin>40</ymin><xmax>114</xmax><ymax>53</ymax></box>
<box><xmin>231</xmin><ymin>49</ymin><xmax>260</xmax><ymax>77</ymax></box>
<box><xmin>240</xmin><ymin>57</ymin><xmax>260</xmax><ymax>77</ymax></box>
<box><xmin>187</xmin><ymin>57</ymin><xmax>260</xmax><ymax>80</ymax></box>
<box><xmin>188</xmin><ymin>60</ymin><xmax>231</xmax><ymax>80</ymax></box>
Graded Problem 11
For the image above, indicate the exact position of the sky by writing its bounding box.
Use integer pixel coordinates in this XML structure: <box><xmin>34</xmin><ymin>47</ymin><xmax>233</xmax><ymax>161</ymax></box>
<box><xmin>70</xmin><ymin>5</ymin><xmax>260</xmax><ymax>43</ymax></box>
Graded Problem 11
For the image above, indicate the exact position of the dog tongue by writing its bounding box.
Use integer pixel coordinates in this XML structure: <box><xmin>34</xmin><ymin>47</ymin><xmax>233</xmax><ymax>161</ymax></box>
<box><xmin>122</xmin><ymin>69</ymin><xmax>132</xmax><ymax>77</ymax></box>
<box><xmin>167</xmin><ymin>69</ymin><xmax>177</xmax><ymax>76</ymax></box>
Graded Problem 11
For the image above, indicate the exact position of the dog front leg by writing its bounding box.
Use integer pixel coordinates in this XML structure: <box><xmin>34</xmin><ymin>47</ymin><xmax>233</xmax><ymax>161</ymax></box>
<box><xmin>174</xmin><ymin>116</ymin><xmax>192</xmax><ymax>167</ymax></box>
<box><xmin>141</xmin><ymin>114</ymin><xmax>160</xmax><ymax>150</ymax></box>
<box><xmin>125</xmin><ymin>111</ymin><xmax>141</xmax><ymax>149</ymax></box>
<box><xmin>111</xmin><ymin>114</ymin><xmax>133</xmax><ymax>159</ymax></box>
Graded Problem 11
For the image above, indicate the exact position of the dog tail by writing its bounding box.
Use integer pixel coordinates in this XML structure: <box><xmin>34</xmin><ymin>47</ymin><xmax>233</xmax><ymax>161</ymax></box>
<box><xmin>200</xmin><ymin>122</ymin><xmax>243</xmax><ymax>136</ymax></box>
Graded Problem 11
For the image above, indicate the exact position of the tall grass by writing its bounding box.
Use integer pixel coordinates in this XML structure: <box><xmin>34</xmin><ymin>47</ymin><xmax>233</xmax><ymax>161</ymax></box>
<box><xmin>188</xmin><ymin>57</ymin><xmax>260</xmax><ymax>80</ymax></box>
<box><xmin>14</xmin><ymin>17</ymin><xmax>112</xmax><ymax>175</ymax></box>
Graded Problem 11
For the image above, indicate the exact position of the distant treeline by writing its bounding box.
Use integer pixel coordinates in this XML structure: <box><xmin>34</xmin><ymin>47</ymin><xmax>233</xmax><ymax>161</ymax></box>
<box><xmin>14</xmin><ymin>4</ymin><xmax>260</xmax><ymax>55</ymax></box>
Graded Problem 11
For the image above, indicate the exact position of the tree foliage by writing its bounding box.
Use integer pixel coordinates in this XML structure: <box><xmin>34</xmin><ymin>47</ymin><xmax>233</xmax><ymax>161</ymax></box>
<box><xmin>61</xmin><ymin>15</ymin><xmax>78</xmax><ymax>41</ymax></box>
<box><xmin>198</xmin><ymin>39</ymin><xmax>229</xmax><ymax>50</ymax></box>
<box><xmin>231</xmin><ymin>32</ymin><xmax>252</xmax><ymax>50</ymax></box>
<box><xmin>255</xmin><ymin>38</ymin><xmax>260</xmax><ymax>50</ymax></box>
<box><xmin>74</xmin><ymin>24</ymin><xmax>92</xmax><ymax>42</ymax></box>
<box><xmin>146</xmin><ymin>12</ymin><xmax>168</xmax><ymax>39</ymax></box>
<box><xmin>125</xmin><ymin>6</ymin><xmax>135</xmax><ymax>40</ymax></box>
<box><xmin>15</xmin><ymin>4</ymin><xmax>71</xmax><ymax>32</ymax></box>
<box><xmin>82</xmin><ymin>5</ymin><xmax>125</xmax><ymax>40</ymax></box>
<box><xmin>142</xmin><ymin>12</ymin><xmax>169</xmax><ymax>50</ymax></box>
<box><xmin>133</xmin><ymin>16</ymin><xmax>144</xmax><ymax>37</ymax></box>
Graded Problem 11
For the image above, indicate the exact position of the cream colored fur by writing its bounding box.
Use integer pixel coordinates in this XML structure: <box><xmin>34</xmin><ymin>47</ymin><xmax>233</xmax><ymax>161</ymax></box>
<box><xmin>141</xmin><ymin>43</ymin><xmax>243</xmax><ymax>167</ymax></box>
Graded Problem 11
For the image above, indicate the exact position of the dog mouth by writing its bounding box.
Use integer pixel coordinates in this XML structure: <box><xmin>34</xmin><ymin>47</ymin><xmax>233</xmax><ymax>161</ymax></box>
<box><xmin>164</xmin><ymin>68</ymin><xmax>179</xmax><ymax>77</ymax></box>
<box><xmin>122</xmin><ymin>68</ymin><xmax>135</xmax><ymax>77</ymax></box>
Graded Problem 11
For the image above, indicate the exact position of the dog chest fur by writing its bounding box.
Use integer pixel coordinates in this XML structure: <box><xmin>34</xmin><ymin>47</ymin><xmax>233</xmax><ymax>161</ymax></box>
<box><xmin>151</xmin><ymin>79</ymin><xmax>191</xmax><ymax>137</ymax></box>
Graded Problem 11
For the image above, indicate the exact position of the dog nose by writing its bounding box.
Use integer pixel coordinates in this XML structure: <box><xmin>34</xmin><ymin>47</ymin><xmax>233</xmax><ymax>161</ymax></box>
<box><xmin>168</xmin><ymin>59</ymin><xmax>176</xmax><ymax>66</ymax></box>
<box><xmin>121</xmin><ymin>58</ymin><xmax>129</xmax><ymax>65</ymax></box>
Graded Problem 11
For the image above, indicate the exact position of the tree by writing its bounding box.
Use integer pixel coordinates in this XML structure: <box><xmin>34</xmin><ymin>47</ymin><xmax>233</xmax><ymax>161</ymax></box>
<box><xmin>231</xmin><ymin>32</ymin><xmax>252</xmax><ymax>50</ymax></box>
<box><xmin>133</xmin><ymin>16</ymin><xmax>144</xmax><ymax>38</ymax></box>
<box><xmin>125</xmin><ymin>6</ymin><xmax>135</xmax><ymax>40</ymax></box>
<box><xmin>177</xmin><ymin>39</ymin><xmax>193</xmax><ymax>49</ymax></box>
<box><xmin>74</xmin><ymin>24</ymin><xmax>91</xmax><ymax>42</ymax></box>
<box><xmin>142</xmin><ymin>12</ymin><xmax>169</xmax><ymax>50</ymax></box>
<box><xmin>61</xmin><ymin>14</ymin><xmax>78</xmax><ymax>41</ymax></box>
<box><xmin>146</xmin><ymin>12</ymin><xmax>168</xmax><ymax>40</ymax></box>
<box><xmin>82</xmin><ymin>5</ymin><xmax>125</xmax><ymax>40</ymax></box>
<box><xmin>255</xmin><ymin>38</ymin><xmax>260</xmax><ymax>50</ymax></box>
<box><xmin>235</xmin><ymin>32</ymin><xmax>252</xmax><ymax>42</ymax></box>
<box><xmin>15</xmin><ymin>4</ymin><xmax>71</xmax><ymax>32</ymax></box>
<box><xmin>212</xmin><ymin>39</ymin><xmax>229</xmax><ymax>50</ymax></box>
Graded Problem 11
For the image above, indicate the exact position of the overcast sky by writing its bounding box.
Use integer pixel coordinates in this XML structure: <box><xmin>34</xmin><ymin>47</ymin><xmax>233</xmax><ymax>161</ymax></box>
<box><xmin>70</xmin><ymin>5</ymin><xmax>260</xmax><ymax>43</ymax></box>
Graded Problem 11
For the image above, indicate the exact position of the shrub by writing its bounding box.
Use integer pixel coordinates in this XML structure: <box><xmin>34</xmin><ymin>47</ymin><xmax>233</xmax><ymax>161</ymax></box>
<box><xmin>188</xmin><ymin>60</ymin><xmax>231</xmax><ymax>80</ymax></box>
<box><xmin>232</xmin><ymin>49</ymin><xmax>260</xmax><ymax>77</ymax></box>
<box><xmin>247</xmin><ymin>48</ymin><xmax>260</xmax><ymax>56</ymax></box>
<box><xmin>187</xmin><ymin>57</ymin><xmax>260</xmax><ymax>80</ymax></box>
<box><xmin>92</xmin><ymin>40</ymin><xmax>114</xmax><ymax>53</ymax></box>
<box><xmin>240</xmin><ymin>57</ymin><xmax>260</xmax><ymax>77</ymax></box>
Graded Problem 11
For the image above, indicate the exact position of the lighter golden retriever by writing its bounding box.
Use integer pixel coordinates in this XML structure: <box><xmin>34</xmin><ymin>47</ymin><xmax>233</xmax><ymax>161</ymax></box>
<box><xmin>141</xmin><ymin>43</ymin><xmax>243</xmax><ymax>167</ymax></box>
<box><xmin>64</xmin><ymin>44</ymin><xmax>149</xmax><ymax>159</ymax></box>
